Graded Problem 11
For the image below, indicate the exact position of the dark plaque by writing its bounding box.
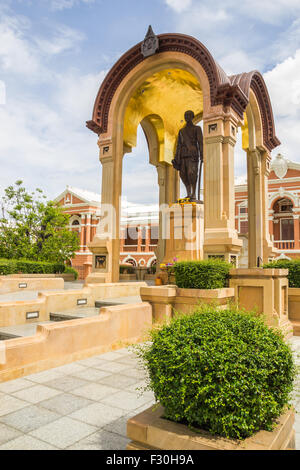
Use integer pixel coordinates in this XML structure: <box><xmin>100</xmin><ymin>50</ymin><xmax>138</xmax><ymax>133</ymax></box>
<box><xmin>172</xmin><ymin>110</ymin><xmax>203</xmax><ymax>201</ymax></box>
<box><xmin>95</xmin><ymin>255</ymin><xmax>107</xmax><ymax>269</ymax></box>
<box><xmin>141</xmin><ymin>25</ymin><xmax>159</xmax><ymax>58</ymax></box>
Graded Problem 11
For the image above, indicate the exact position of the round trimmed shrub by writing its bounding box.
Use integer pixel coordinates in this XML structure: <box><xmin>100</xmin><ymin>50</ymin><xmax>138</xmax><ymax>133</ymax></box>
<box><xmin>138</xmin><ymin>306</ymin><xmax>295</xmax><ymax>440</ymax></box>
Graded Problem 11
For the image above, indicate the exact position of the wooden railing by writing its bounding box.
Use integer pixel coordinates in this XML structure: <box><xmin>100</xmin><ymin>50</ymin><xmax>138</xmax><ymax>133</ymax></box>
<box><xmin>273</xmin><ymin>240</ymin><xmax>295</xmax><ymax>249</ymax></box>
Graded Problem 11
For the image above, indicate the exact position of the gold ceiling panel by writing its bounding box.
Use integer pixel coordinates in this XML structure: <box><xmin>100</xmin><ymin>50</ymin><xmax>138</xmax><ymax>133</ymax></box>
<box><xmin>123</xmin><ymin>68</ymin><xmax>203</xmax><ymax>164</ymax></box>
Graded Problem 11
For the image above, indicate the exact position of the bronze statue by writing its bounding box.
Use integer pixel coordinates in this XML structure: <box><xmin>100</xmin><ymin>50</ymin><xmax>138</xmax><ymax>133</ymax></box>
<box><xmin>172</xmin><ymin>110</ymin><xmax>203</xmax><ymax>202</ymax></box>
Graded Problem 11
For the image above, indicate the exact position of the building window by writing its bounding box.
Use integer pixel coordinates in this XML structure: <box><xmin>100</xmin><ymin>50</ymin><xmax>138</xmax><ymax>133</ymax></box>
<box><xmin>240</xmin><ymin>207</ymin><xmax>247</xmax><ymax>214</ymax></box>
<box><xmin>281</xmin><ymin>219</ymin><xmax>294</xmax><ymax>240</ymax></box>
<box><xmin>240</xmin><ymin>220</ymin><xmax>248</xmax><ymax>234</ymax></box>
<box><xmin>150</xmin><ymin>226</ymin><xmax>159</xmax><ymax>245</ymax></box>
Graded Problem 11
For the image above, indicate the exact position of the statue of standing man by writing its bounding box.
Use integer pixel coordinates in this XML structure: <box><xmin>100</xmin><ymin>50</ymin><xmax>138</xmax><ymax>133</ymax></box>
<box><xmin>172</xmin><ymin>110</ymin><xmax>203</xmax><ymax>202</ymax></box>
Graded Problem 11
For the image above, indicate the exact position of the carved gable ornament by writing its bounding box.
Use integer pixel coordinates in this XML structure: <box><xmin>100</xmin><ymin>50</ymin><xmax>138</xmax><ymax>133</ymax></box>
<box><xmin>272</xmin><ymin>153</ymin><xmax>288</xmax><ymax>179</ymax></box>
<box><xmin>141</xmin><ymin>25</ymin><xmax>159</xmax><ymax>58</ymax></box>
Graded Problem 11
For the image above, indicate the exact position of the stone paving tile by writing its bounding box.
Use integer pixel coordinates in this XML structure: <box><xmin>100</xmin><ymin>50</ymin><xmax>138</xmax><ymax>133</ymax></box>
<box><xmin>76</xmin><ymin>356</ymin><xmax>111</xmax><ymax>367</ymax></box>
<box><xmin>103</xmin><ymin>414</ymin><xmax>130</xmax><ymax>437</ymax></box>
<box><xmin>0</xmin><ymin>378</ymin><xmax>33</xmax><ymax>394</ymax></box>
<box><xmin>99</xmin><ymin>374</ymin><xmax>139</xmax><ymax>390</ymax></box>
<box><xmin>29</xmin><ymin>417</ymin><xmax>97</xmax><ymax>449</ymax></box>
<box><xmin>12</xmin><ymin>384</ymin><xmax>61</xmax><ymax>404</ymax></box>
<box><xmin>44</xmin><ymin>375</ymin><xmax>89</xmax><ymax>392</ymax></box>
<box><xmin>0</xmin><ymin>405</ymin><xmax>60</xmax><ymax>433</ymax></box>
<box><xmin>120</xmin><ymin>367</ymin><xmax>149</xmax><ymax>380</ymax></box>
<box><xmin>101</xmin><ymin>390</ymin><xmax>154</xmax><ymax>411</ymax></box>
<box><xmin>0</xmin><ymin>422</ymin><xmax>21</xmax><ymax>445</ymax></box>
<box><xmin>296</xmin><ymin>432</ymin><xmax>300</xmax><ymax>450</ymax></box>
<box><xmin>67</xmin><ymin>429</ymin><xmax>129</xmax><ymax>450</ymax></box>
<box><xmin>26</xmin><ymin>369</ymin><xmax>65</xmax><ymax>384</ymax></box>
<box><xmin>39</xmin><ymin>393</ymin><xmax>94</xmax><ymax>416</ymax></box>
<box><xmin>72</xmin><ymin>383</ymin><xmax>119</xmax><ymax>401</ymax></box>
<box><xmin>69</xmin><ymin>402</ymin><xmax>127</xmax><ymax>427</ymax></box>
<box><xmin>94</xmin><ymin>361</ymin><xmax>132</xmax><ymax>374</ymax></box>
<box><xmin>52</xmin><ymin>363</ymin><xmax>87</xmax><ymax>375</ymax></box>
<box><xmin>99</xmin><ymin>351</ymin><xmax>125</xmax><ymax>361</ymax></box>
<box><xmin>0</xmin><ymin>395</ymin><xmax>29</xmax><ymax>417</ymax></box>
<box><xmin>71</xmin><ymin>367</ymin><xmax>112</xmax><ymax>382</ymax></box>
<box><xmin>0</xmin><ymin>435</ymin><xmax>58</xmax><ymax>450</ymax></box>
<box><xmin>116</xmin><ymin>355</ymin><xmax>142</xmax><ymax>366</ymax></box>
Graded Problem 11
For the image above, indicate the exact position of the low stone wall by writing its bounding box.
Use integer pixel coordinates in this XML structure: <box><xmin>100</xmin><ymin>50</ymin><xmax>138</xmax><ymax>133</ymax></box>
<box><xmin>288</xmin><ymin>288</ymin><xmax>300</xmax><ymax>335</ymax></box>
<box><xmin>0</xmin><ymin>276</ymin><xmax>64</xmax><ymax>294</ymax></box>
<box><xmin>140</xmin><ymin>285</ymin><xmax>234</xmax><ymax>323</ymax></box>
<box><xmin>0</xmin><ymin>281</ymin><xmax>146</xmax><ymax>327</ymax></box>
<box><xmin>127</xmin><ymin>405</ymin><xmax>295</xmax><ymax>450</ymax></box>
<box><xmin>0</xmin><ymin>302</ymin><xmax>152</xmax><ymax>382</ymax></box>
<box><xmin>119</xmin><ymin>274</ymin><xmax>137</xmax><ymax>281</ymax></box>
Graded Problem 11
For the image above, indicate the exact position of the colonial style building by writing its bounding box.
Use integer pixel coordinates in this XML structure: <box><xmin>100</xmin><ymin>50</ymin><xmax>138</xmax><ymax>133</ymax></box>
<box><xmin>235</xmin><ymin>154</ymin><xmax>300</xmax><ymax>259</ymax></box>
<box><xmin>56</xmin><ymin>154</ymin><xmax>300</xmax><ymax>278</ymax></box>
<box><xmin>55</xmin><ymin>186</ymin><xmax>158</xmax><ymax>279</ymax></box>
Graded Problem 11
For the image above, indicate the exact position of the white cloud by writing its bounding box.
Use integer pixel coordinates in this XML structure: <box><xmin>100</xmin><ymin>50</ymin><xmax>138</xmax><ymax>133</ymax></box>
<box><xmin>263</xmin><ymin>50</ymin><xmax>300</xmax><ymax>161</ymax></box>
<box><xmin>35</xmin><ymin>25</ymin><xmax>85</xmax><ymax>55</ymax></box>
<box><xmin>165</xmin><ymin>0</ymin><xmax>192</xmax><ymax>13</ymax></box>
<box><xmin>219</xmin><ymin>50</ymin><xmax>262</xmax><ymax>76</ymax></box>
<box><xmin>50</xmin><ymin>0</ymin><xmax>95</xmax><ymax>11</ymax></box>
<box><xmin>0</xmin><ymin>14</ymin><xmax>41</xmax><ymax>78</ymax></box>
<box><xmin>264</xmin><ymin>50</ymin><xmax>300</xmax><ymax>117</ymax></box>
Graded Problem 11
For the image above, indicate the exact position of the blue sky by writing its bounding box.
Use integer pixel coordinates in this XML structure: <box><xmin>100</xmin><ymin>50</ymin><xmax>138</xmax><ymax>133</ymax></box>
<box><xmin>0</xmin><ymin>0</ymin><xmax>299</xmax><ymax>204</ymax></box>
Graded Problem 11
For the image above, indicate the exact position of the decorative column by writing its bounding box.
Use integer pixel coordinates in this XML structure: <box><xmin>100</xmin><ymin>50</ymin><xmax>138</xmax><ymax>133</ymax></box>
<box><xmin>294</xmin><ymin>215</ymin><xmax>300</xmax><ymax>249</ymax></box>
<box><xmin>203</xmin><ymin>114</ymin><xmax>242</xmax><ymax>261</ymax></box>
<box><xmin>261</xmin><ymin>152</ymin><xmax>277</xmax><ymax>261</ymax></box>
<box><xmin>85</xmin><ymin>213</ymin><xmax>91</xmax><ymax>251</ymax></box>
<box><xmin>80</xmin><ymin>214</ymin><xmax>85</xmax><ymax>252</ymax></box>
<box><xmin>86</xmin><ymin>138</ymin><xmax>115</xmax><ymax>284</ymax></box>
<box><xmin>247</xmin><ymin>149</ymin><xmax>263</xmax><ymax>267</ymax></box>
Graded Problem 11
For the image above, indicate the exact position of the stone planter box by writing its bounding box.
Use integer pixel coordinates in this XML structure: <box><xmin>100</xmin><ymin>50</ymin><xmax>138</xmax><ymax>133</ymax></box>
<box><xmin>288</xmin><ymin>288</ymin><xmax>300</xmax><ymax>335</ymax></box>
<box><xmin>144</xmin><ymin>274</ymin><xmax>156</xmax><ymax>281</ymax></box>
<box><xmin>127</xmin><ymin>405</ymin><xmax>295</xmax><ymax>450</ymax></box>
<box><xmin>140</xmin><ymin>285</ymin><xmax>234</xmax><ymax>323</ymax></box>
<box><xmin>120</xmin><ymin>273</ymin><xmax>137</xmax><ymax>281</ymax></box>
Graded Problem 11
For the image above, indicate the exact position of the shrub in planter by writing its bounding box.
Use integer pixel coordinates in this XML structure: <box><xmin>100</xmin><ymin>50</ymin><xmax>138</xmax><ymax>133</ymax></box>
<box><xmin>137</xmin><ymin>306</ymin><xmax>295</xmax><ymax>440</ymax></box>
<box><xmin>263</xmin><ymin>259</ymin><xmax>300</xmax><ymax>288</ymax></box>
<box><xmin>64</xmin><ymin>266</ymin><xmax>78</xmax><ymax>280</ymax></box>
<box><xmin>173</xmin><ymin>259</ymin><xmax>231</xmax><ymax>289</ymax></box>
<box><xmin>119</xmin><ymin>264</ymin><xmax>136</xmax><ymax>274</ymax></box>
<box><xmin>0</xmin><ymin>258</ymin><xmax>65</xmax><ymax>275</ymax></box>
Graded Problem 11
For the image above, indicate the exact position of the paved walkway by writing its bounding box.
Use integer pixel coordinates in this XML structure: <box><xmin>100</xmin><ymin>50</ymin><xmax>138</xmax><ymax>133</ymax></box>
<box><xmin>0</xmin><ymin>338</ymin><xmax>298</xmax><ymax>450</ymax></box>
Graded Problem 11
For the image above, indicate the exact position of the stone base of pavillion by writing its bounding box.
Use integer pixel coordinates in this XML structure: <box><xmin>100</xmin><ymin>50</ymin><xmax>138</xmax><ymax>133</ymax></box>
<box><xmin>126</xmin><ymin>405</ymin><xmax>295</xmax><ymax>450</ymax></box>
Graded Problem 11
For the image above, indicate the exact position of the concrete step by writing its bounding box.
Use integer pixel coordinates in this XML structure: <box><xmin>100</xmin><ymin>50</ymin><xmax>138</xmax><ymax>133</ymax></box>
<box><xmin>50</xmin><ymin>307</ymin><xmax>100</xmax><ymax>321</ymax></box>
<box><xmin>95</xmin><ymin>296</ymin><xmax>141</xmax><ymax>308</ymax></box>
<box><xmin>0</xmin><ymin>321</ymin><xmax>53</xmax><ymax>339</ymax></box>
<box><xmin>291</xmin><ymin>321</ymin><xmax>300</xmax><ymax>336</ymax></box>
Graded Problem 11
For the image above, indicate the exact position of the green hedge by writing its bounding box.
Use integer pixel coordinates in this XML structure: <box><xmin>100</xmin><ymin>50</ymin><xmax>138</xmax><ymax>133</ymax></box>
<box><xmin>136</xmin><ymin>306</ymin><xmax>295</xmax><ymax>440</ymax></box>
<box><xmin>119</xmin><ymin>264</ymin><xmax>136</xmax><ymax>274</ymax></box>
<box><xmin>0</xmin><ymin>258</ymin><xmax>65</xmax><ymax>275</ymax></box>
<box><xmin>173</xmin><ymin>259</ymin><xmax>231</xmax><ymax>289</ymax></box>
<box><xmin>64</xmin><ymin>266</ymin><xmax>78</xmax><ymax>280</ymax></box>
<box><xmin>263</xmin><ymin>259</ymin><xmax>300</xmax><ymax>288</ymax></box>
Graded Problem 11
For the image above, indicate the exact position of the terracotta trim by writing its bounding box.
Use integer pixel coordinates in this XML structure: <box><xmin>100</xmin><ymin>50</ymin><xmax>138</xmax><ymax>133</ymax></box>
<box><xmin>86</xmin><ymin>33</ymin><xmax>280</xmax><ymax>152</ymax></box>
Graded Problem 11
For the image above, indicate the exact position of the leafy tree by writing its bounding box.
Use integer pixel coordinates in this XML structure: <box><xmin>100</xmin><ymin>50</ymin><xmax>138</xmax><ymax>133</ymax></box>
<box><xmin>0</xmin><ymin>180</ymin><xmax>79</xmax><ymax>263</ymax></box>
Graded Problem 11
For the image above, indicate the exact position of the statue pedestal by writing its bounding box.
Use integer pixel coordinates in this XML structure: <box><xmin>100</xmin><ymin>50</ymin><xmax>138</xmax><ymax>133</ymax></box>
<box><xmin>85</xmin><ymin>236</ymin><xmax>112</xmax><ymax>284</ymax></box>
<box><xmin>162</xmin><ymin>202</ymin><xmax>204</xmax><ymax>264</ymax></box>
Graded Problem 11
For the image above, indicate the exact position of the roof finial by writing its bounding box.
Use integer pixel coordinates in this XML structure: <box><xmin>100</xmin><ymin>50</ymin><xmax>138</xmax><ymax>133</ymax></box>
<box><xmin>141</xmin><ymin>25</ymin><xmax>159</xmax><ymax>58</ymax></box>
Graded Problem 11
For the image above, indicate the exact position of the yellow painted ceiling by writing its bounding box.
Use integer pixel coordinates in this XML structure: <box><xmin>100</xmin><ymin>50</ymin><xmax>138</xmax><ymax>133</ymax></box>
<box><xmin>123</xmin><ymin>68</ymin><xmax>203</xmax><ymax>164</ymax></box>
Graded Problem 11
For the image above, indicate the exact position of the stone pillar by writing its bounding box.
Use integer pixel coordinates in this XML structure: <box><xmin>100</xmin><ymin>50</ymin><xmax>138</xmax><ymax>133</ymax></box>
<box><xmin>86</xmin><ymin>138</ymin><xmax>117</xmax><ymax>284</ymax></box>
<box><xmin>230</xmin><ymin>268</ymin><xmax>293</xmax><ymax>338</ymax></box>
<box><xmin>80</xmin><ymin>215</ymin><xmax>85</xmax><ymax>252</ymax></box>
<box><xmin>203</xmin><ymin>115</ymin><xmax>242</xmax><ymax>261</ymax></box>
<box><xmin>294</xmin><ymin>215</ymin><xmax>300</xmax><ymax>249</ymax></box>
<box><xmin>247</xmin><ymin>149</ymin><xmax>263</xmax><ymax>267</ymax></box>
<box><xmin>85</xmin><ymin>214</ymin><xmax>91</xmax><ymax>251</ymax></box>
<box><xmin>247</xmin><ymin>150</ymin><xmax>276</xmax><ymax>266</ymax></box>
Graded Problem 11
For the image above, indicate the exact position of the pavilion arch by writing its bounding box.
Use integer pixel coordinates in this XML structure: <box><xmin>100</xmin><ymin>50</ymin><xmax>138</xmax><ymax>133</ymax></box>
<box><xmin>270</xmin><ymin>193</ymin><xmax>298</xmax><ymax>210</ymax></box>
<box><xmin>87</xmin><ymin>31</ymin><xmax>280</xmax><ymax>281</ymax></box>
